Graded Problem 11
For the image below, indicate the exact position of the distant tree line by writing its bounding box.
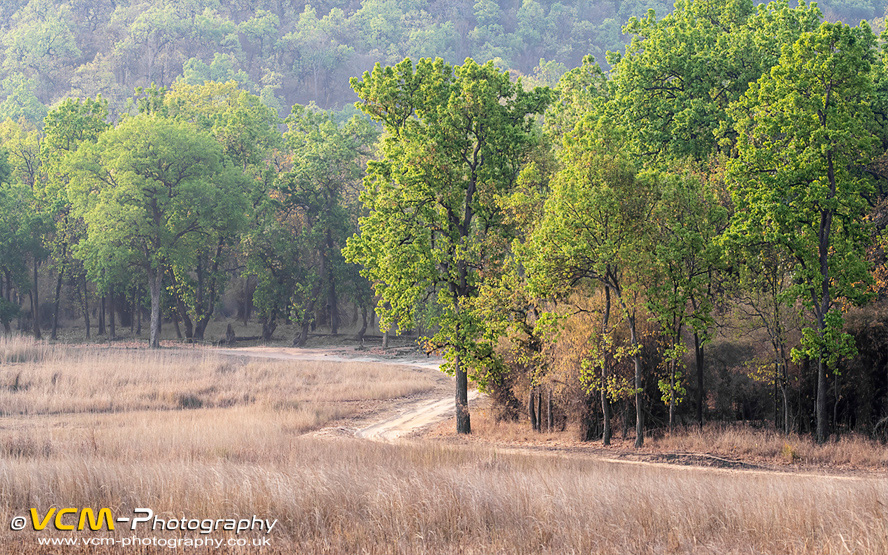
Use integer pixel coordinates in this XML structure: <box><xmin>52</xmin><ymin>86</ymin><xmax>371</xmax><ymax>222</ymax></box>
<box><xmin>2</xmin><ymin>0</ymin><xmax>888</xmax><ymax>445</ymax></box>
<box><xmin>0</xmin><ymin>0</ymin><xmax>886</xmax><ymax>121</ymax></box>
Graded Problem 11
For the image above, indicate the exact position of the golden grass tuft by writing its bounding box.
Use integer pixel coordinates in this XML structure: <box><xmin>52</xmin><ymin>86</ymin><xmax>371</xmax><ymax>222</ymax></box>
<box><xmin>0</xmin><ymin>334</ymin><xmax>54</xmax><ymax>365</ymax></box>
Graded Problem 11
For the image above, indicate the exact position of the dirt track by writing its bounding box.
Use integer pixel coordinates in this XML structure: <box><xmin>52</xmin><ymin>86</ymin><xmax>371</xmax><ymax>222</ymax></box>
<box><xmin>211</xmin><ymin>345</ymin><xmax>478</xmax><ymax>441</ymax></box>
<box><xmin>209</xmin><ymin>345</ymin><xmax>884</xmax><ymax>481</ymax></box>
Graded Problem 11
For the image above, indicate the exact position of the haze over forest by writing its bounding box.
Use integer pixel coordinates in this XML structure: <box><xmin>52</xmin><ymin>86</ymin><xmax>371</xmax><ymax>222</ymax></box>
<box><xmin>0</xmin><ymin>0</ymin><xmax>884</xmax><ymax>120</ymax></box>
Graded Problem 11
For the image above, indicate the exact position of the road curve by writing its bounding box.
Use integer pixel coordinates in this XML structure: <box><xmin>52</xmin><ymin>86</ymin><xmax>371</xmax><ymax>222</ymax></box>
<box><xmin>356</xmin><ymin>389</ymin><xmax>482</xmax><ymax>441</ymax></box>
<box><xmin>207</xmin><ymin>345</ymin><xmax>478</xmax><ymax>441</ymax></box>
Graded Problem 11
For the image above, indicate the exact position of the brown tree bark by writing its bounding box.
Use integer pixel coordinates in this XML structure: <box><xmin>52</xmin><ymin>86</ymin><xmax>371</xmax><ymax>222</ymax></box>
<box><xmin>148</xmin><ymin>269</ymin><xmax>162</xmax><ymax>348</ymax></box>
<box><xmin>31</xmin><ymin>259</ymin><xmax>41</xmax><ymax>339</ymax></box>
<box><xmin>455</xmin><ymin>352</ymin><xmax>471</xmax><ymax>434</ymax></box>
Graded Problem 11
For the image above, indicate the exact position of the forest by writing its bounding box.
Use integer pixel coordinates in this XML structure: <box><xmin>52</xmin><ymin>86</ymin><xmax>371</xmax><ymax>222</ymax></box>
<box><xmin>2</xmin><ymin>0</ymin><xmax>888</xmax><ymax>447</ymax></box>
<box><xmin>0</xmin><ymin>0</ymin><xmax>886</xmax><ymax>118</ymax></box>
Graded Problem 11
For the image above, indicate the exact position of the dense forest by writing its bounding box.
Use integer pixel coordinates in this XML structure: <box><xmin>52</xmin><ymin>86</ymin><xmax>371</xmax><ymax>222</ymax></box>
<box><xmin>0</xmin><ymin>0</ymin><xmax>886</xmax><ymax>119</ymax></box>
<box><xmin>2</xmin><ymin>0</ymin><xmax>888</xmax><ymax>446</ymax></box>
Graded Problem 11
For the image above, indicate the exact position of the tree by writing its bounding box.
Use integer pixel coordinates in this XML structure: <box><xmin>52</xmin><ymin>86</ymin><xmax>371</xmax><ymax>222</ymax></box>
<box><xmin>68</xmin><ymin>114</ymin><xmax>241</xmax><ymax>348</ymax></box>
<box><xmin>727</xmin><ymin>21</ymin><xmax>880</xmax><ymax>443</ymax></box>
<box><xmin>164</xmin><ymin>81</ymin><xmax>280</xmax><ymax>340</ymax></box>
<box><xmin>0</xmin><ymin>117</ymin><xmax>50</xmax><ymax>338</ymax></box>
<box><xmin>646</xmin><ymin>169</ymin><xmax>726</xmax><ymax>431</ymax></box>
<box><xmin>607</xmin><ymin>0</ymin><xmax>821</xmax><ymax>163</ymax></box>
<box><xmin>278</xmin><ymin>105</ymin><xmax>377</xmax><ymax>343</ymax></box>
<box><xmin>41</xmin><ymin>97</ymin><xmax>111</xmax><ymax>340</ymax></box>
<box><xmin>527</xmin><ymin>118</ymin><xmax>657</xmax><ymax>447</ymax></box>
<box><xmin>345</xmin><ymin>57</ymin><xmax>550</xmax><ymax>434</ymax></box>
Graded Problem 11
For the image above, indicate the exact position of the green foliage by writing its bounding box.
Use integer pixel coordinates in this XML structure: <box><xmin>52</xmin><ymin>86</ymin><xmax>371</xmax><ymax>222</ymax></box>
<box><xmin>609</xmin><ymin>0</ymin><xmax>821</xmax><ymax>162</ymax></box>
<box><xmin>0</xmin><ymin>74</ymin><xmax>47</xmax><ymax>125</ymax></box>
<box><xmin>727</xmin><ymin>21</ymin><xmax>879</xmax><ymax>370</ymax></box>
<box><xmin>346</xmin><ymin>57</ymin><xmax>550</xmax><ymax>385</ymax></box>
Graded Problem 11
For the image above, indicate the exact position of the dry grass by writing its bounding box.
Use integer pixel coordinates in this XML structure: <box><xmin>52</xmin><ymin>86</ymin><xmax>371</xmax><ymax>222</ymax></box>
<box><xmin>0</xmin><ymin>338</ymin><xmax>434</xmax><ymax>423</ymax></box>
<box><xmin>0</xmin><ymin>438</ymin><xmax>885</xmax><ymax>554</ymax></box>
<box><xmin>462</xmin><ymin>400</ymin><xmax>888</xmax><ymax>471</ymax></box>
<box><xmin>0</xmin><ymin>341</ymin><xmax>885</xmax><ymax>554</ymax></box>
<box><xmin>0</xmin><ymin>334</ymin><xmax>55</xmax><ymax>364</ymax></box>
<box><xmin>647</xmin><ymin>425</ymin><xmax>888</xmax><ymax>469</ymax></box>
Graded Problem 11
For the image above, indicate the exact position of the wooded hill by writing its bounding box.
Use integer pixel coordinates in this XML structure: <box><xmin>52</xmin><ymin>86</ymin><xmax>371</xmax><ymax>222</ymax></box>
<box><xmin>2</xmin><ymin>0</ymin><xmax>888</xmax><ymax>445</ymax></box>
<box><xmin>0</xmin><ymin>0</ymin><xmax>886</xmax><ymax>120</ymax></box>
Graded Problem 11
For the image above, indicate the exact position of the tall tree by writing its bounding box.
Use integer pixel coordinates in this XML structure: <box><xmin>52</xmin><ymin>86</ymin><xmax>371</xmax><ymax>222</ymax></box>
<box><xmin>345</xmin><ymin>57</ymin><xmax>550</xmax><ymax>434</ymax></box>
<box><xmin>527</xmin><ymin>118</ymin><xmax>657</xmax><ymax>447</ymax></box>
<box><xmin>278</xmin><ymin>105</ymin><xmax>377</xmax><ymax>342</ymax></box>
<box><xmin>164</xmin><ymin>81</ymin><xmax>280</xmax><ymax>340</ymax></box>
<box><xmin>607</xmin><ymin>0</ymin><xmax>821</xmax><ymax>163</ymax></box>
<box><xmin>646</xmin><ymin>169</ymin><xmax>726</xmax><ymax>431</ymax></box>
<box><xmin>41</xmin><ymin>97</ymin><xmax>110</xmax><ymax>340</ymax></box>
<box><xmin>68</xmin><ymin>114</ymin><xmax>241</xmax><ymax>348</ymax></box>
<box><xmin>727</xmin><ymin>21</ymin><xmax>880</xmax><ymax>443</ymax></box>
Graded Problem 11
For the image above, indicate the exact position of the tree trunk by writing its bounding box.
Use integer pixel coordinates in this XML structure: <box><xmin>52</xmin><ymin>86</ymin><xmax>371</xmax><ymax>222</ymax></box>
<box><xmin>774</xmin><ymin>361</ymin><xmax>780</xmax><ymax>431</ymax></box>
<box><xmin>356</xmin><ymin>304</ymin><xmax>368</xmax><ymax>341</ymax></box>
<box><xmin>294</xmin><ymin>319</ymin><xmax>310</xmax><ymax>346</ymax></box>
<box><xmin>172</xmin><ymin>312</ymin><xmax>182</xmax><ymax>339</ymax></box>
<box><xmin>547</xmin><ymin>388</ymin><xmax>553</xmax><ymax>432</ymax></box>
<box><xmin>32</xmin><ymin>259</ymin><xmax>41</xmax><ymax>339</ymax></box>
<box><xmin>817</xmin><ymin>356</ymin><xmax>827</xmax><ymax>443</ymax></box>
<box><xmin>175</xmin><ymin>295</ymin><xmax>193</xmax><ymax>340</ymax></box>
<box><xmin>51</xmin><ymin>263</ymin><xmax>64</xmax><ymax>340</ymax></box>
<box><xmin>326</xmin><ymin>230</ymin><xmax>339</xmax><ymax>335</ymax></box>
<box><xmin>136</xmin><ymin>287</ymin><xmax>141</xmax><ymax>336</ymax></box>
<box><xmin>455</xmin><ymin>353</ymin><xmax>471</xmax><ymax>434</ymax></box>
<box><xmin>602</xmin><ymin>286</ymin><xmax>612</xmax><ymax>445</ymax></box>
<box><xmin>261</xmin><ymin>308</ymin><xmax>277</xmax><ymax>341</ymax></box>
<box><xmin>833</xmin><ymin>370</ymin><xmax>839</xmax><ymax>436</ymax></box>
<box><xmin>108</xmin><ymin>287</ymin><xmax>116</xmax><ymax>340</ymax></box>
<box><xmin>242</xmin><ymin>276</ymin><xmax>254</xmax><ymax>326</ymax></box>
<box><xmin>82</xmin><ymin>277</ymin><xmax>90</xmax><ymax>340</ymax></box>
<box><xmin>629</xmin><ymin>315</ymin><xmax>644</xmax><ymax>448</ymax></box>
<box><xmin>293</xmin><ymin>299</ymin><xmax>314</xmax><ymax>347</ymax></box>
<box><xmin>148</xmin><ymin>270</ymin><xmax>162</xmax><ymax>348</ymax></box>
<box><xmin>529</xmin><ymin>386</ymin><xmax>538</xmax><ymax>431</ymax></box>
<box><xmin>50</xmin><ymin>273</ymin><xmax>62</xmax><ymax>340</ymax></box>
<box><xmin>668</xmin><ymin>357</ymin><xmax>676</xmax><ymax>433</ymax></box>
<box><xmin>98</xmin><ymin>295</ymin><xmax>105</xmax><ymax>336</ymax></box>
<box><xmin>815</xmin><ymin>151</ymin><xmax>835</xmax><ymax>444</ymax></box>
<box><xmin>694</xmin><ymin>332</ymin><xmax>704</xmax><ymax>429</ymax></box>
<box><xmin>781</xmin><ymin>379</ymin><xmax>790</xmax><ymax>434</ymax></box>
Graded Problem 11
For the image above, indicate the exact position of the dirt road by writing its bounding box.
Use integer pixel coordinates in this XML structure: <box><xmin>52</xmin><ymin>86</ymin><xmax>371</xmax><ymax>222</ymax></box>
<box><xmin>211</xmin><ymin>345</ymin><xmax>476</xmax><ymax>441</ymax></box>
<box><xmin>355</xmin><ymin>389</ymin><xmax>482</xmax><ymax>440</ymax></box>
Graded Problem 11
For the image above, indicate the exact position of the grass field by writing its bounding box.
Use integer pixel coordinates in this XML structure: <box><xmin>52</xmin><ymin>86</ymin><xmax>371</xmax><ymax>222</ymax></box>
<box><xmin>0</xmin><ymin>336</ymin><xmax>886</xmax><ymax>554</ymax></box>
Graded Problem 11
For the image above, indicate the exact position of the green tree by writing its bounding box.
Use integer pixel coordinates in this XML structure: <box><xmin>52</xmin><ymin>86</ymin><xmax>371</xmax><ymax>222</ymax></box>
<box><xmin>278</xmin><ymin>105</ymin><xmax>377</xmax><ymax>344</ymax></box>
<box><xmin>608</xmin><ymin>0</ymin><xmax>821</xmax><ymax>163</ymax></box>
<box><xmin>0</xmin><ymin>117</ymin><xmax>50</xmax><ymax>338</ymax></box>
<box><xmin>727</xmin><ymin>21</ymin><xmax>880</xmax><ymax>442</ymax></box>
<box><xmin>646</xmin><ymin>169</ymin><xmax>727</xmax><ymax>430</ymax></box>
<box><xmin>68</xmin><ymin>114</ymin><xmax>240</xmax><ymax>348</ymax></box>
<box><xmin>527</xmin><ymin>119</ymin><xmax>657</xmax><ymax>447</ymax></box>
<box><xmin>345</xmin><ymin>57</ymin><xmax>550</xmax><ymax>434</ymax></box>
<box><xmin>41</xmin><ymin>97</ymin><xmax>111</xmax><ymax>340</ymax></box>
